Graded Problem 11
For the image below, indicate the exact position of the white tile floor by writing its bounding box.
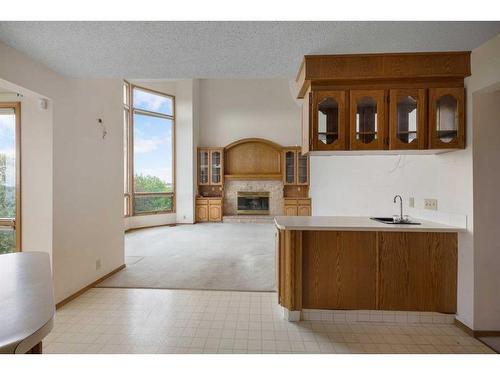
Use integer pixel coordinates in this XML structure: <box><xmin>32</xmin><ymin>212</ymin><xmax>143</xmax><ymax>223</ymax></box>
<box><xmin>43</xmin><ymin>288</ymin><xmax>495</xmax><ymax>354</ymax></box>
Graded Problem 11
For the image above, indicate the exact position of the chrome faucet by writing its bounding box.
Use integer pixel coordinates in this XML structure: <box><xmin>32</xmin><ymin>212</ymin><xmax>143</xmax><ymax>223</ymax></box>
<box><xmin>393</xmin><ymin>195</ymin><xmax>403</xmax><ymax>222</ymax></box>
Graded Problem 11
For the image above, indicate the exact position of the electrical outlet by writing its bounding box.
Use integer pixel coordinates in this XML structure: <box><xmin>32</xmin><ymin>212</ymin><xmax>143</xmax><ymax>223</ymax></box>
<box><xmin>96</xmin><ymin>259</ymin><xmax>101</xmax><ymax>270</ymax></box>
<box><xmin>424</xmin><ymin>199</ymin><xmax>438</xmax><ymax>210</ymax></box>
<box><xmin>409</xmin><ymin>197</ymin><xmax>415</xmax><ymax>208</ymax></box>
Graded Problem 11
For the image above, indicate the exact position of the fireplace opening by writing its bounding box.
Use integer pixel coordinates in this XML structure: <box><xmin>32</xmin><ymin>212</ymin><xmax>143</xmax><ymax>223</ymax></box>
<box><xmin>237</xmin><ymin>192</ymin><xmax>270</xmax><ymax>215</ymax></box>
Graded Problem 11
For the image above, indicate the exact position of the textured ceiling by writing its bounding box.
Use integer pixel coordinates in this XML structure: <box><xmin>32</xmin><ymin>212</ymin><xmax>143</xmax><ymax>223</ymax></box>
<box><xmin>0</xmin><ymin>21</ymin><xmax>499</xmax><ymax>79</ymax></box>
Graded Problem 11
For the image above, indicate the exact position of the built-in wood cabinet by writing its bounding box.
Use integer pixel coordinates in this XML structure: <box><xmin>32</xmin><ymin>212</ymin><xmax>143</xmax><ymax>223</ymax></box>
<box><xmin>283</xmin><ymin>147</ymin><xmax>309</xmax><ymax>186</ymax></box>
<box><xmin>284</xmin><ymin>198</ymin><xmax>311</xmax><ymax>216</ymax></box>
<box><xmin>197</xmin><ymin>148</ymin><xmax>224</xmax><ymax>186</ymax></box>
<box><xmin>296</xmin><ymin>52</ymin><xmax>471</xmax><ymax>154</ymax></box>
<box><xmin>428</xmin><ymin>87</ymin><xmax>465</xmax><ymax>149</ymax></box>
<box><xmin>196</xmin><ymin>197</ymin><xmax>222</xmax><ymax>222</ymax></box>
<box><xmin>277</xmin><ymin>229</ymin><xmax>458</xmax><ymax>313</ymax></box>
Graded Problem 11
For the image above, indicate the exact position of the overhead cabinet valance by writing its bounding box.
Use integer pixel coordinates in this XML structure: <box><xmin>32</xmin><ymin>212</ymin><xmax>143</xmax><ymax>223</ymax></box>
<box><xmin>296</xmin><ymin>52</ymin><xmax>471</xmax><ymax>155</ymax></box>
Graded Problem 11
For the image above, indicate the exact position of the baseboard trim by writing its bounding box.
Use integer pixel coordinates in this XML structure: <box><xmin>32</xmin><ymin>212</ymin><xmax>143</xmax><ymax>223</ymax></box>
<box><xmin>454</xmin><ymin>318</ymin><xmax>500</xmax><ymax>338</ymax></box>
<box><xmin>55</xmin><ymin>264</ymin><xmax>126</xmax><ymax>310</ymax></box>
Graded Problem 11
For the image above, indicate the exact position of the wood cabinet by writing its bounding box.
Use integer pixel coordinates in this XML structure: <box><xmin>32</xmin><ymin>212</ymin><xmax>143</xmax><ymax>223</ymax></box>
<box><xmin>283</xmin><ymin>147</ymin><xmax>309</xmax><ymax>186</ymax></box>
<box><xmin>195</xmin><ymin>197</ymin><xmax>222</xmax><ymax>222</ymax></box>
<box><xmin>296</xmin><ymin>52</ymin><xmax>471</xmax><ymax>154</ymax></box>
<box><xmin>389</xmin><ymin>88</ymin><xmax>427</xmax><ymax>150</ymax></box>
<box><xmin>428</xmin><ymin>87</ymin><xmax>465</xmax><ymax>149</ymax></box>
<box><xmin>284</xmin><ymin>198</ymin><xmax>311</xmax><ymax>216</ymax></box>
<box><xmin>276</xmin><ymin>229</ymin><xmax>458</xmax><ymax>313</ymax></box>
<box><xmin>197</xmin><ymin>148</ymin><xmax>224</xmax><ymax>186</ymax></box>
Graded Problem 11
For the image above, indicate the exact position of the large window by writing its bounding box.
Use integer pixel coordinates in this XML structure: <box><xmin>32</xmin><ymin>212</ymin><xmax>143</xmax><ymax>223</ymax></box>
<box><xmin>124</xmin><ymin>83</ymin><xmax>175</xmax><ymax>216</ymax></box>
<box><xmin>0</xmin><ymin>102</ymin><xmax>21</xmax><ymax>253</ymax></box>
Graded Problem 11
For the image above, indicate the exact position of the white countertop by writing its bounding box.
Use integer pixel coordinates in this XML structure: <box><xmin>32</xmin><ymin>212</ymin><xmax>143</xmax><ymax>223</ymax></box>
<box><xmin>274</xmin><ymin>216</ymin><xmax>465</xmax><ymax>233</ymax></box>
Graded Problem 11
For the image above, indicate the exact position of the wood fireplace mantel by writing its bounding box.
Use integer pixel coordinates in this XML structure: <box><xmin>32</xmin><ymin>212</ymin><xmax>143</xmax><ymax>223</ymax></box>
<box><xmin>224</xmin><ymin>138</ymin><xmax>283</xmax><ymax>180</ymax></box>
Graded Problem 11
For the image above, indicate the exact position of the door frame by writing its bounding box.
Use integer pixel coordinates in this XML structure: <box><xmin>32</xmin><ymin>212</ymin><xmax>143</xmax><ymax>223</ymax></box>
<box><xmin>0</xmin><ymin>102</ymin><xmax>21</xmax><ymax>252</ymax></box>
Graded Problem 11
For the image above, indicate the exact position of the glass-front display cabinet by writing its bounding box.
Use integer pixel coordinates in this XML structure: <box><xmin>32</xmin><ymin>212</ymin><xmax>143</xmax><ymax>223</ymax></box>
<box><xmin>389</xmin><ymin>89</ymin><xmax>426</xmax><ymax>150</ymax></box>
<box><xmin>350</xmin><ymin>90</ymin><xmax>386</xmax><ymax>150</ymax></box>
<box><xmin>311</xmin><ymin>90</ymin><xmax>347</xmax><ymax>151</ymax></box>
<box><xmin>429</xmin><ymin>87</ymin><xmax>465</xmax><ymax>149</ymax></box>
<box><xmin>198</xmin><ymin>148</ymin><xmax>209</xmax><ymax>185</ymax></box>
<box><xmin>283</xmin><ymin>148</ymin><xmax>309</xmax><ymax>185</ymax></box>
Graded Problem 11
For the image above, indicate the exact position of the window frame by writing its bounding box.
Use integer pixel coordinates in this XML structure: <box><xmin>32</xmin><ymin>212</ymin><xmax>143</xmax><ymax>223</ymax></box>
<box><xmin>124</xmin><ymin>82</ymin><xmax>176</xmax><ymax>217</ymax></box>
<box><xmin>0</xmin><ymin>102</ymin><xmax>21</xmax><ymax>252</ymax></box>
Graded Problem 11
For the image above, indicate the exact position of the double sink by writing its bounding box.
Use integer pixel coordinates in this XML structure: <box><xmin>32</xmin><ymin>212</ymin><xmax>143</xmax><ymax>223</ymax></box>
<box><xmin>370</xmin><ymin>217</ymin><xmax>421</xmax><ymax>225</ymax></box>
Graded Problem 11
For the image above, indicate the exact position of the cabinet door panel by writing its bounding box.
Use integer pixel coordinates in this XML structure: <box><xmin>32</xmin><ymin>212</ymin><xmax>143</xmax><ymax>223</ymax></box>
<box><xmin>283</xmin><ymin>149</ymin><xmax>297</xmax><ymax>185</ymax></box>
<box><xmin>198</xmin><ymin>149</ymin><xmax>210</xmax><ymax>185</ymax></box>
<box><xmin>210</xmin><ymin>149</ymin><xmax>223</xmax><ymax>185</ymax></box>
<box><xmin>378</xmin><ymin>232</ymin><xmax>457</xmax><ymax>313</ymax></box>
<box><xmin>429</xmin><ymin>87</ymin><xmax>465</xmax><ymax>149</ymax></box>
<box><xmin>284</xmin><ymin>205</ymin><xmax>298</xmax><ymax>216</ymax></box>
<box><xmin>389</xmin><ymin>89</ymin><xmax>426</xmax><ymax>150</ymax></box>
<box><xmin>312</xmin><ymin>90</ymin><xmax>347</xmax><ymax>150</ymax></box>
<box><xmin>208</xmin><ymin>203</ymin><xmax>222</xmax><ymax>222</ymax></box>
<box><xmin>302</xmin><ymin>231</ymin><xmax>377</xmax><ymax>309</ymax></box>
<box><xmin>297</xmin><ymin>153</ymin><xmax>309</xmax><ymax>185</ymax></box>
<box><xmin>196</xmin><ymin>204</ymin><xmax>208</xmax><ymax>222</ymax></box>
<box><xmin>350</xmin><ymin>90</ymin><xmax>387</xmax><ymax>150</ymax></box>
<box><xmin>297</xmin><ymin>205</ymin><xmax>311</xmax><ymax>216</ymax></box>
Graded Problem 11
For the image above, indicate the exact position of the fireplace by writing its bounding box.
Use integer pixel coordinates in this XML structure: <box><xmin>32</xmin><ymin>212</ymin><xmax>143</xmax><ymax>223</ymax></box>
<box><xmin>237</xmin><ymin>192</ymin><xmax>270</xmax><ymax>215</ymax></box>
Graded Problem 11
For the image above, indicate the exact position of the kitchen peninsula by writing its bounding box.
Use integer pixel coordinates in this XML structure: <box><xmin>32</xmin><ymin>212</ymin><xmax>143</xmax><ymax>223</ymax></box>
<box><xmin>274</xmin><ymin>216</ymin><xmax>464</xmax><ymax>321</ymax></box>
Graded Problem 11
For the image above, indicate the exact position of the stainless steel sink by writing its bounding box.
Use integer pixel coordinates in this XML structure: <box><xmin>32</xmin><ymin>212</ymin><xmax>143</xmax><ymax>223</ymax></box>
<box><xmin>370</xmin><ymin>217</ymin><xmax>421</xmax><ymax>225</ymax></box>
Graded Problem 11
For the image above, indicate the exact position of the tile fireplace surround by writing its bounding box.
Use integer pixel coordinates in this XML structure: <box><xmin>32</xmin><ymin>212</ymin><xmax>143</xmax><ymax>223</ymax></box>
<box><xmin>224</xmin><ymin>180</ymin><xmax>284</xmax><ymax>216</ymax></box>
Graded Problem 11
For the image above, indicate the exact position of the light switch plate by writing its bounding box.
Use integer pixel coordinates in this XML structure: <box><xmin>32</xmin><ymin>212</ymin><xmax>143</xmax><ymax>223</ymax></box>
<box><xmin>409</xmin><ymin>197</ymin><xmax>415</xmax><ymax>208</ymax></box>
<box><xmin>424</xmin><ymin>198</ymin><xmax>438</xmax><ymax>210</ymax></box>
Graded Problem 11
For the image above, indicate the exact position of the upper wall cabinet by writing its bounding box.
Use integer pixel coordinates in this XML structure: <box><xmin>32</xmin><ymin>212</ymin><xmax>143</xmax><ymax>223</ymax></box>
<box><xmin>312</xmin><ymin>90</ymin><xmax>347</xmax><ymax>151</ymax></box>
<box><xmin>283</xmin><ymin>147</ymin><xmax>309</xmax><ymax>186</ymax></box>
<box><xmin>389</xmin><ymin>89</ymin><xmax>426</xmax><ymax>150</ymax></box>
<box><xmin>428</xmin><ymin>87</ymin><xmax>465</xmax><ymax>149</ymax></box>
<box><xmin>296</xmin><ymin>52</ymin><xmax>471</xmax><ymax>154</ymax></box>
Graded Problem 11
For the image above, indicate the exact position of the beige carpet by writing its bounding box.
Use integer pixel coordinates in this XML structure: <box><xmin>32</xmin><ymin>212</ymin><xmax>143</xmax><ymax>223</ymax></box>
<box><xmin>98</xmin><ymin>222</ymin><xmax>276</xmax><ymax>292</ymax></box>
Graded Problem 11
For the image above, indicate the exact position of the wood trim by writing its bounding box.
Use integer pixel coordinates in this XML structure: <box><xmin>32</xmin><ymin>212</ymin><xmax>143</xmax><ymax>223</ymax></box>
<box><xmin>296</xmin><ymin>52</ymin><xmax>471</xmax><ymax>98</ymax></box>
<box><xmin>224</xmin><ymin>137</ymin><xmax>283</xmax><ymax>151</ymax></box>
<box><xmin>224</xmin><ymin>174</ymin><xmax>282</xmax><ymax>181</ymax></box>
<box><xmin>125</xmin><ymin>223</ymin><xmax>177</xmax><ymax>233</ymax></box>
<box><xmin>55</xmin><ymin>264</ymin><xmax>126</xmax><ymax>309</ymax></box>
<box><xmin>454</xmin><ymin>319</ymin><xmax>500</xmax><ymax>339</ymax></box>
<box><xmin>0</xmin><ymin>102</ymin><xmax>21</xmax><ymax>251</ymax></box>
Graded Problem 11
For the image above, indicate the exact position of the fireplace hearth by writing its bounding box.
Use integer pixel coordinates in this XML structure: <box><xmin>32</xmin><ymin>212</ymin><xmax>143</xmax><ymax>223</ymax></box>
<box><xmin>237</xmin><ymin>192</ymin><xmax>270</xmax><ymax>215</ymax></box>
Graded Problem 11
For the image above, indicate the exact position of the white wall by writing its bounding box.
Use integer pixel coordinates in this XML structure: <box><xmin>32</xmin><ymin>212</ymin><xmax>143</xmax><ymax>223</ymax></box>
<box><xmin>0</xmin><ymin>90</ymin><xmax>53</xmax><ymax>261</ymax></box>
<box><xmin>198</xmin><ymin>79</ymin><xmax>301</xmax><ymax>147</ymax></box>
<box><xmin>0</xmin><ymin>41</ymin><xmax>125</xmax><ymax>303</ymax></box>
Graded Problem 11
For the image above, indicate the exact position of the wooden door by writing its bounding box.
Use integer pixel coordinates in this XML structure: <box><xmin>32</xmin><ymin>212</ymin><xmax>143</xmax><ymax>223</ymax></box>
<box><xmin>198</xmin><ymin>148</ymin><xmax>210</xmax><ymax>185</ymax></box>
<box><xmin>208</xmin><ymin>203</ymin><xmax>222</xmax><ymax>221</ymax></box>
<box><xmin>283</xmin><ymin>149</ymin><xmax>297</xmax><ymax>185</ymax></box>
<box><xmin>378</xmin><ymin>232</ymin><xmax>457</xmax><ymax>313</ymax></box>
<box><xmin>389</xmin><ymin>89</ymin><xmax>426</xmax><ymax>150</ymax></box>
<box><xmin>312</xmin><ymin>90</ymin><xmax>347</xmax><ymax>151</ymax></box>
<box><xmin>428</xmin><ymin>87</ymin><xmax>465</xmax><ymax>149</ymax></box>
<box><xmin>284</xmin><ymin>205</ymin><xmax>298</xmax><ymax>216</ymax></box>
<box><xmin>350</xmin><ymin>90</ymin><xmax>387</xmax><ymax>150</ymax></box>
<box><xmin>196</xmin><ymin>204</ymin><xmax>208</xmax><ymax>222</ymax></box>
<box><xmin>302</xmin><ymin>231</ymin><xmax>377</xmax><ymax>309</ymax></box>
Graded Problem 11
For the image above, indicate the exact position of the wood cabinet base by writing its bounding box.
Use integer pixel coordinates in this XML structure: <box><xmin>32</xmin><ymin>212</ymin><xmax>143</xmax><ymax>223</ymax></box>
<box><xmin>276</xmin><ymin>229</ymin><xmax>458</xmax><ymax>315</ymax></box>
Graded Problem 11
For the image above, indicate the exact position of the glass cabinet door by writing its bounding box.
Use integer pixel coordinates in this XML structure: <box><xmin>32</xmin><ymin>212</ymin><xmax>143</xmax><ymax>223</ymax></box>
<box><xmin>198</xmin><ymin>149</ymin><xmax>209</xmax><ymax>185</ymax></box>
<box><xmin>210</xmin><ymin>150</ymin><xmax>222</xmax><ymax>185</ymax></box>
<box><xmin>297</xmin><ymin>153</ymin><xmax>308</xmax><ymax>185</ymax></box>
<box><xmin>350</xmin><ymin>90</ymin><xmax>386</xmax><ymax>150</ymax></box>
<box><xmin>312</xmin><ymin>91</ymin><xmax>346</xmax><ymax>150</ymax></box>
<box><xmin>429</xmin><ymin>87</ymin><xmax>465</xmax><ymax>149</ymax></box>
<box><xmin>284</xmin><ymin>150</ymin><xmax>296</xmax><ymax>185</ymax></box>
<box><xmin>389</xmin><ymin>89</ymin><xmax>425</xmax><ymax>150</ymax></box>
